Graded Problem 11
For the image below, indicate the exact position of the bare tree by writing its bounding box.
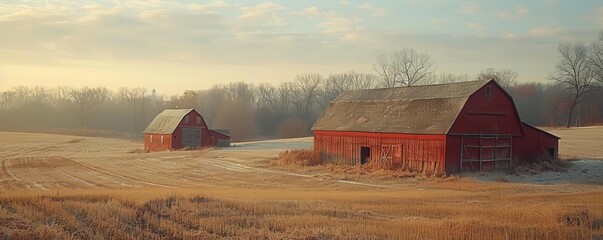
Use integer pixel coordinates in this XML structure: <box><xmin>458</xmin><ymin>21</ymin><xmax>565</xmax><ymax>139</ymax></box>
<box><xmin>477</xmin><ymin>68</ymin><xmax>518</xmax><ymax>88</ymax></box>
<box><xmin>118</xmin><ymin>87</ymin><xmax>147</xmax><ymax>134</ymax></box>
<box><xmin>257</xmin><ymin>83</ymin><xmax>279</xmax><ymax>112</ymax></box>
<box><xmin>550</xmin><ymin>42</ymin><xmax>600</xmax><ymax>128</ymax></box>
<box><xmin>0</xmin><ymin>91</ymin><xmax>17</xmax><ymax>109</ymax></box>
<box><xmin>374</xmin><ymin>48</ymin><xmax>435</xmax><ymax>87</ymax></box>
<box><xmin>225</xmin><ymin>82</ymin><xmax>256</xmax><ymax>107</ymax></box>
<box><xmin>322</xmin><ymin>71</ymin><xmax>376</xmax><ymax>104</ymax></box>
<box><xmin>50</xmin><ymin>86</ymin><xmax>74</xmax><ymax>105</ymax></box>
<box><xmin>292</xmin><ymin>73</ymin><xmax>323</xmax><ymax>123</ymax></box>
<box><xmin>374</xmin><ymin>54</ymin><xmax>398</xmax><ymax>87</ymax></box>
<box><xmin>70</xmin><ymin>87</ymin><xmax>109</xmax><ymax>127</ymax></box>
<box><xmin>588</xmin><ymin>31</ymin><xmax>603</xmax><ymax>83</ymax></box>
<box><xmin>542</xmin><ymin>84</ymin><xmax>565</xmax><ymax>127</ymax></box>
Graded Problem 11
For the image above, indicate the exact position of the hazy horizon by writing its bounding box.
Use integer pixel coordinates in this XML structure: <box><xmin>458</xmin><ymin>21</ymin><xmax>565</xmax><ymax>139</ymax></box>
<box><xmin>1</xmin><ymin>0</ymin><xmax>602</xmax><ymax>95</ymax></box>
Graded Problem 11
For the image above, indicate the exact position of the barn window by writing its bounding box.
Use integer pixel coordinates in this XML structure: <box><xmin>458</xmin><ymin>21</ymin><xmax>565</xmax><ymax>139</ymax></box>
<box><xmin>184</xmin><ymin>116</ymin><xmax>189</xmax><ymax>123</ymax></box>
<box><xmin>149</xmin><ymin>135</ymin><xmax>153</xmax><ymax>143</ymax></box>
<box><xmin>160</xmin><ymin>136</ymin><xmax>164</xmax><ymax>143</ymax></box>
<box><xmin>485</xmin><ymin>86</ymin><xmax>492</xmax><ymax>96</ymax></box>
<box><xmin>196</xmin><ymin>116</ymin><xmax>201</xmax><ymax>124</ymax></box>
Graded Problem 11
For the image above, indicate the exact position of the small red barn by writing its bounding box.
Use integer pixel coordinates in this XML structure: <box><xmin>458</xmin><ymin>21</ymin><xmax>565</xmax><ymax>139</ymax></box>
<box><xmin>144</xmin><ymin>109</ymin><xmax>230</xmax><ymax>152</ymax></box>
<box><xmin>312</xmin><ymin>79</ymin><xmax>559</xmax><ymax>175</ymax></box>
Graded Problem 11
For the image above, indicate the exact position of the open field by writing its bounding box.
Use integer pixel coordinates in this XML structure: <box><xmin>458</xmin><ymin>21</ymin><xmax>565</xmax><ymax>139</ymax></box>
<box><xmin>0</xmin><ymin>128</ymin><xmax>602</xmax><ymax>239</ymax></box>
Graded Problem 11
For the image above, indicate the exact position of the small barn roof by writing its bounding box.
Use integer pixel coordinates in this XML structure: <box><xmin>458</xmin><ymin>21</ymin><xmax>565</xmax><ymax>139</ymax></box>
<box><xmin>311</xmin><ymin>80</ymin><xmax>491</xmax><ymax>134</ymax></box>
<box><xmin>521</xmin><ymin>121</ymin><xmax>561</xmax><ymax>139</ymax></box>
<box><xmin>144</xmin><ymin>109</ymin><xmax>196</xmax><ymax>134</ymax></box>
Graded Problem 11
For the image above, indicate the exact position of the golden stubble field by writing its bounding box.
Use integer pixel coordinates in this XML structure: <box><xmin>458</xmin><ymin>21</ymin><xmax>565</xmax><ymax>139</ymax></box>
<box><xmin>0</xmin><ymin>128</ymin><xmax>602</xmax><ymax>239</ymax></box>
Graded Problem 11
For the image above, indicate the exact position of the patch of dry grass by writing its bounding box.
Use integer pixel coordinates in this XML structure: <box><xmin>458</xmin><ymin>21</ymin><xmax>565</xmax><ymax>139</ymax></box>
<box><xmin>0</xmin><ymin>189</ymin><xmax>601</xmax><ymax>240</ymax></box>
<box><xmin>273</xmin><ymin>149</ymin><xmax>320</xmax><ymax>166</ymax></box>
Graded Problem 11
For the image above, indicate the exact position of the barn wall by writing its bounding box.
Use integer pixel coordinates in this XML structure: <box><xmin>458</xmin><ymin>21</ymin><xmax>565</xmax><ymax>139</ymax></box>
<box><xmin>171</xmin><ymin>111</ymin><xmax>214</xmax><ymax>149</ymax></box>
<box><xmin>449</xmin><ymin>81</ymin><xmax>523</xmax><ymax>136</ymax></box>
<box><xmin>144</xmin><ymin>134</ymin><xmax>173</xmax><ymax>152</ymax></box>
<box><xmin>314</xmin><ymin>131</ymin><xmax>446</xmax><ymax>175</ymax></box>
<box><xmin>513</xmin><ymin>123</ymin><xmax>559</xmax><ymax>162</ymax></box>
<box><xmin>210</xmin><ymin>130</ymin><xmax>231</xmax><ymax>147</ymax></box>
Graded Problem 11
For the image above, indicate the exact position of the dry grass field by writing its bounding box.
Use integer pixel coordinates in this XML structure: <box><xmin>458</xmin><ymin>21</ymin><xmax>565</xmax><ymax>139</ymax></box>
<box><xmin>0</xmin><ymin>128</ymin><xmax>602</xmax><ymax>239</ymax></box>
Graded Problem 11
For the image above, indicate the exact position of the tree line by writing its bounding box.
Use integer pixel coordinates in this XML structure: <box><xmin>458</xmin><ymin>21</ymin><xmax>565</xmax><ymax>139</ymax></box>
<box><xmin>1</xmin><ymin>33</ymin><xmax>602</xmax><ymax>141</ymax></box>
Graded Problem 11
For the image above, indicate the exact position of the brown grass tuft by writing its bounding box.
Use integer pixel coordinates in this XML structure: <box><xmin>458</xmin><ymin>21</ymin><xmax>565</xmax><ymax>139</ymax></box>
<box><xmin>128</xmin><ymin>148</ymin><xmax>146</xmax><ymax>154</ymax></box>
<box><xmin>273</xmin><ymin>149</ymin><xmax>320</xmax><ymax>166</ymax></box>
<box><xmin>65</xmin><ymin>138</ymin><xmax>86</xmax><ymax>144</ymax></box>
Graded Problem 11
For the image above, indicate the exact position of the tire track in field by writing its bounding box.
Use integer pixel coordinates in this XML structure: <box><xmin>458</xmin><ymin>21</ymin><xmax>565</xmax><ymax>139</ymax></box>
<box><xmin>56</xmin><ymin>169</ymin><xmax>98</xmax><ymax>187</ymax></box>
<box><xmin>72</xmin><ymin>160</ymin><xmax>175</xmax><ymax>188</ymax></box>
<box><xmin>2</xmin><ymin>159</ymin><xmax>21</xmax><ymax>181</ymax></box>
<box><xmin>204</xmin><ymin>157</ymin><xmax>397</xmax><ymax>189</ymax></box>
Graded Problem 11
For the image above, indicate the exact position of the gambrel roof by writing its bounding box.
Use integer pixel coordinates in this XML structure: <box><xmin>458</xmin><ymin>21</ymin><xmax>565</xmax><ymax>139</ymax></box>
<box><xmin>311</xmin><ymin>80</ymin><xmax>492</xmax><ymax>134</ymax></box>
<box><xmin>143</xmin><ymin>109</ymin><xmax>196</xmax><ymax>134</ymax></box>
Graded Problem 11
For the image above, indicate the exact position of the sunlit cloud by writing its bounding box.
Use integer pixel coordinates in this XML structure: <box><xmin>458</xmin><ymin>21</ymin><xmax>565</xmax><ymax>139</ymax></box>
<box><xmin>293</xmin><ymin>6</ymin><xmax>321</xmax><ymax>17</ymax></box>
<box><xmin>236</xmin><ymin>1</ymin><xmax>286</xmax><ymax>26</ymax></box>
<box><xmin>188</xmin><ymin>0</ymin><xmax>232</xmax><ymax>11</ymax></box>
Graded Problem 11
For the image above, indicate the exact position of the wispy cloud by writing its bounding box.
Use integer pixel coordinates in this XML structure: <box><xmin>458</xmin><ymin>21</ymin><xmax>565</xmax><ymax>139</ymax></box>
<box><xmin>319</xmin><ymin>11</ymin><xmax>363</xmax><ymax>33</ymax></box>
<box><xmin>459</xmin><ymin>3</ymin><xmax>479</xmax><ymax>15</ymax></box>
<box><xmin>237</xmin><ymin>1</ymin><xmax>286</xmax><ymax>26</ymax></box>
<box><xmin>528</xmin><ymin>27</ymin><xmax>565</xmax><ymax>37</ymax></box>
<box><xmin>593</xmin><ymin>7</ymin><xmax>603</xmax><ymax>26</ymax></box>
<box><xmin>357</xmin><ymin>3</ymin><xmax>391</xmax><ymax>17</ymax></box>
<box><xmin>497</xmin><ymin>6</ymin><xmax>530</xmax><ymax>20</ymax></box>
<box><xmin>293</xmin><ymin>6</ymin><xmax>321</xmax><ymax>17</ymax></box>
<box><xmin>188</xmin><ymin>0</ymin><xmax>231</xmax><ymax>11</ymax></box>
<box><xmin>432</xmin><ymin>18</ymin><xmax>446</xmax><ymax>28</ymax></box>
<box><xmin>465</xmin><ymin>22</ymin><xmax>484</xmax><ymax>32</ymax></box>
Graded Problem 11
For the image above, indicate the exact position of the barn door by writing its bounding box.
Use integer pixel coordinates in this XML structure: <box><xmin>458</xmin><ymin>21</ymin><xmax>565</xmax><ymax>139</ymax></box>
<box><xmin>360</xmin><ymin>147</ymin><xmax>370</xmax><ymax>164</ymax></box>
<box><xmin>182</xmin><ymin>127</ymin><xmax>201</xmax><ymax>148</ymax></box>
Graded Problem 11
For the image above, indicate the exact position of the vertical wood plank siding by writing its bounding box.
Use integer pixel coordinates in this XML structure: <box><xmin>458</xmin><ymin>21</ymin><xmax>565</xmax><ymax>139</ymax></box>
<box><xmin>314</xmin><ymin>130</ymin><xmax>446</xmax><ymax>175</ymax></box>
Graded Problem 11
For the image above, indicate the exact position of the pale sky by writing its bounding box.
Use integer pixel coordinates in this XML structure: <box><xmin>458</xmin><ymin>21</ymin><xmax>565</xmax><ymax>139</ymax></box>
<box><xmin>1</xmin><ymin>0</ymin><xmax>602</xmax><ymax>95</ymax></box>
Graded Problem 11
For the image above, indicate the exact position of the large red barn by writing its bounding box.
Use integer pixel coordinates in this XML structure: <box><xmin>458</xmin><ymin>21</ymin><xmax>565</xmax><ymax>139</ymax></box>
<box><xmin>312</xmin><ymin>79</ymin><xmax>559</xmax><ymax>175</ymax></box>
<box><xmin>144</xmin><ymin>109</ymin><xmax>230</xmax><ymax>152</ymax></box>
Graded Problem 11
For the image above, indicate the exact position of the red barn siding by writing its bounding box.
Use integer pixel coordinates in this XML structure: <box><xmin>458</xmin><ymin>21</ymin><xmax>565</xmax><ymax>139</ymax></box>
<box><xmin>144</xmin><ymin>134</ymin><xmax>173</xmax><ymax>152</ymax></box>
<box><xmin>314</xmin><ymin>131</ymin><xmax>446</xmax><ymax>175</ymax></box>
<box><xmin>514</xmin><ymin>123</ymin><xmax>559</xmax><ymax>162</ymax></box>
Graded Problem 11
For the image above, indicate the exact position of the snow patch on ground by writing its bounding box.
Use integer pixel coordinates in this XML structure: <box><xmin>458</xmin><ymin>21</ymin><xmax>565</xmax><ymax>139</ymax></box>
<box><xmin>467</xmin><ymin>160</ymin><xmax>603</xmax><ymax>185</ymax></box>
<box><xmin>230</xmin><ymin>137</ymin><xmax>313</xmax><ymax>151</ymax></box>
